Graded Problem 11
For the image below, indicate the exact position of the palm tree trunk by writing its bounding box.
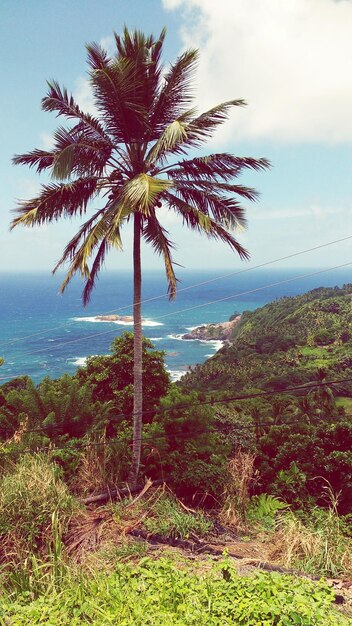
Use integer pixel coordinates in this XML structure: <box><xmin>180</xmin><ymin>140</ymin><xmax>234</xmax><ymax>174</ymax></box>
<box><xmin>128</xmin><ymin>212</ymin><xmax>143</xmax><ymax>488</ymax></box>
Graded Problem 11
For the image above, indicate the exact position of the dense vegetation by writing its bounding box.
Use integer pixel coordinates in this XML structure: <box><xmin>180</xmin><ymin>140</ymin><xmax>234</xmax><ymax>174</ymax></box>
<box><xmin>0</xmin><ymin>286</ymin><xmax>351</xmax><ymax>623</ymax></box>
<box><xmin>180</xmin><ymin>285</ymin><xmax>352</xmax><ymax>512</ymax></box>
<box><xmin>181</xmin><ymin>284</ymin><xmax>352</xmax><ymax>395</ymax></box>
<box><xmin>0</xmin><ymin>288</ymin><xmax>351</xmax><ymax>511</ymax></box>
<box><xmin>1</xmin><ymin>558</ymin><xmax>348</xmax><ymax>625</ymax></box>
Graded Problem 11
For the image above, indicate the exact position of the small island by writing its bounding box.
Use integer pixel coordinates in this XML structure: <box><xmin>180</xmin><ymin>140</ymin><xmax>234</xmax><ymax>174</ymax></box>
<box><xmin>181</xmin><ymin>314</ymin><xmax>241</xmax><ymax>342</ymax></box>
<box><xmin>94</xmin><ymin>314</ymin><xmax>134</xmax><ymax>322</ymax></box>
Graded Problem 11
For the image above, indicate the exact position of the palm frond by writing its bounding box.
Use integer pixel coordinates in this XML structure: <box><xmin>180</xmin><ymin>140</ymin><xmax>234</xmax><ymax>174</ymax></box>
<box><xmin>146</xmin><ymin>110</ymin><xmax>195</xmax><ymax>165</ymax></box>
<box><xmin>86</xmin><ymin>42</ymin><xmax>111</xmax><ymax>70</ymax></box>
<box><xmin>170</xmin><ymin>185</ymin><xmax>248</xmax><ymax>229</ymax></box>
<box><xmin>42</xmin><ymin>80</ymin><xmax>112</xmax><ymax>145</ymax></box>
<box><xmin>90</xmin><ymin>57</ymin><xmax>147</xmax><ymax>144</ymax></box>
<box><xmin>50</xmin><ymin>126</ymin><xmax>113</xmax><ymax>179</ymax></box>
<box><xmin>89</xmin><ymin>29</ymin><xmax>170</xmax><ymax>144</ymax></box>
<box><xmin>54</xmin><ymin>199</ymin><xmax>125</xmax><ymax>272</ymax></box>
<box><xmin>114</xmin><ymin>28</ymin><xmax>166</xmax><ymax>126</ymax></box>
<box><xmin>142</xmin><ymin>210</ymin><xmax>178</xmax><ymax>298</ymax></box>
<box><xmin>82</xmin><ymin>237</ymin><xmax>110</xmax><ymax>304</ymax></box>
<box><xmin>55</xmin><ymin>206</ymin><xmax>123</xmax><ymax>300</ymax></box>
<box><xmin>165</xmin><ymin>192</ymin><xmax>249</xmax><ymax>260</ymax></box>
<box><xmin>53</xmin><ymin>208</ymin><xmax>110</xmax><ymax>273</ymax></box>
<box><xmin>150</xmin><ymin>49</ymin><xmax>199</xmax><ymax>133</ymax></box>
<box><xmin>174</xmin><ymin>178</ymin><xmax>259</xmax><ymax>203</ymax></box>
<box><xmin>11</xmin><ymin>177</ymin><xmax>98</xmax><ymax>228</ymax></box>
<box><xmin>120</xmin><ymin>174</ymin><xmax>172</xmax><ymax>215</ymax></box>
<box><xmin>182</xmin><ymin>100</ymin><xmax>246</xmax><ymax>149</ymax></box>
<box><xmin>52</xmin><ymin>143</ymin><xmax>75</xmax><ymax>180</ymax></box>
<box><xmin>168</xmin><ymin>154</ymin><xmax>270</xmax><ymax>181</ymax></box>
<box><xmin>12</xmin><ymin>149</ymin><xmax>54</xmax><ymax>173</ymax></box>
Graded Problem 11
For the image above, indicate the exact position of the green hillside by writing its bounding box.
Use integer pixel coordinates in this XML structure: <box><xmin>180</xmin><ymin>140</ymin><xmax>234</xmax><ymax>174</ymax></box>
<box><xmin>180</xmin><ymin>284</ymin><xmax>352</xmax><ymax>396</ymax></box>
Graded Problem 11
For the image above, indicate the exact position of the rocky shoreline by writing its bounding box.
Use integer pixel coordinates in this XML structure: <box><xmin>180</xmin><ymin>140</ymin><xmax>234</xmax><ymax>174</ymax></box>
<box><xmin>181</xmin><ymin>315</ymin><xmax>241</xmax><ymax>342</ymax></box>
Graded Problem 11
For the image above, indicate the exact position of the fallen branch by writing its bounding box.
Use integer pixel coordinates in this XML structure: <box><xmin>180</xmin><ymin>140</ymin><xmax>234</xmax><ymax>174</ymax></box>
<box><xmin>82</xmin><ymin>479</ymin><xmax>164</xmax><ymax>505</ymax></box>
<box><xmin>126</xmin><ymin>478</ymin><xmax>154</xmax><ymax>509</ymax></box>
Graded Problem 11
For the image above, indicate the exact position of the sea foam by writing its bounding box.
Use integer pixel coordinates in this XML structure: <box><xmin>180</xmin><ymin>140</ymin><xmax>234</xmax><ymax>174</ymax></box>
<box><xmin>167</xmin><ymin>369</ymin><xmax>186</xmax><ymax>382</ymax></box>
<box><xmin>73</xmin><ymin>316</ymin><xmax>163</xmax><ymax>327</ymax></box>
<box><xmin>71</xmin><ymin>356</ymin><xmax>88</xmax><ymax>367</ymax></box>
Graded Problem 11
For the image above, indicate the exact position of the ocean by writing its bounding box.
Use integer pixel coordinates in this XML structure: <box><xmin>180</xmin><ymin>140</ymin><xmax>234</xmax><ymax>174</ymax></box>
<box><xmin>0</xmin><ymin>267</ymin><xmax>350</xmax><ymax>384</ymax></box>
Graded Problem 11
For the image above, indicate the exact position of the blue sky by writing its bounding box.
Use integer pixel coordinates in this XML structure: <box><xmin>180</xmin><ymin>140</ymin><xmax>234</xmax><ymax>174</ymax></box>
<box><xmin>1</xmin><ymin>0</ymin><xmax>351</xmax><ymax>276</ymax></box>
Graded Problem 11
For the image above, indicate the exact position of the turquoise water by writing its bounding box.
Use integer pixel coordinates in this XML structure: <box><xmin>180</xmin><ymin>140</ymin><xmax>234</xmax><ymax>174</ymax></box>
<box><xmin>0</xmin><ymin>267</ymin><xmax>350</xmax><ymax>383</ymax></box>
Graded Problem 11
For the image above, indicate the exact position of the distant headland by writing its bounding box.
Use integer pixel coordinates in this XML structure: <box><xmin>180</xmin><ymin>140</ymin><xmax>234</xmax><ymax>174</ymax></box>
<box><xmin>181</xmin><ymin>315</ymin><xmax>241</xmax><ymax>342</ymax></box>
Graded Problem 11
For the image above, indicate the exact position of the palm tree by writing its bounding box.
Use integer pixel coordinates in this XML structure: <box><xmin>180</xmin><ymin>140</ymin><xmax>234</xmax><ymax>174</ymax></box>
<box><xmin>11</xmin><ymin>28</ymin><xmax>269</xmax><ymax>487</ymax></box>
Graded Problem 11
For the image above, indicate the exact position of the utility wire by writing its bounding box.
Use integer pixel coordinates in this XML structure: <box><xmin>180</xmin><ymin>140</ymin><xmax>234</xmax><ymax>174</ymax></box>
<box><xmin>1</xmin><ymin>261</ymin><xmax>351</xmax><ymax>370</ymax></box>
<box><xmin>2</xmin><ymin>407</ymin><xmax>348</xmax><ymax>459</ymax></box>
<box><xmin>3</xmin><ymin>375</ymin><xmax>351</xmax><ymax>438</ymax></box>
<box><xmin>139</xmin><ymin>262</ymin><xmax>352</xmax><ymax>321</ymax></box>
<box><xmin>1</xmin><ymin>234</ymin><xmax>351</xmax><ymax>346</ymax></box>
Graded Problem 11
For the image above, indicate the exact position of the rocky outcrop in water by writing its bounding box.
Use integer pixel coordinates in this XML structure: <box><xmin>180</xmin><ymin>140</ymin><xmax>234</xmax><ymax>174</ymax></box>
<box><xmin>182</xmin><ymin>315</ymin><xmax>241</xmax><ymax>342</ymax></box>
<box><xmin>95</xmin><ymin>314</ymin><xmax>134</xmax><ymax>322</ymax></box>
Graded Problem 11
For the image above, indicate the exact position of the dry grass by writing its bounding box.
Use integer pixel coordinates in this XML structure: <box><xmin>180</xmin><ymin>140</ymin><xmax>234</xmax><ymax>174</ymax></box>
<box><xmin>0</xmin><ymin>454</ymin><xmax>78</xmax><ymax>565</ymax></box>
<box><xmin>220</xmin><ymin>452</ymin><xmax>257</xmax><ymax>529</ymax></box>
<box><xmin>267</xmin><ymin>510</ymin><xmax>352</xmax><ymax>578</ymax></box>
<box><xmin>71</xmin><ymin>433</ymin><xmax>118</xmax><ymax>496</ymax></box>
<box><xmin>65</xmin><ymin>487</ymin><xmax>164</xmax><ymax>563</ymax></box>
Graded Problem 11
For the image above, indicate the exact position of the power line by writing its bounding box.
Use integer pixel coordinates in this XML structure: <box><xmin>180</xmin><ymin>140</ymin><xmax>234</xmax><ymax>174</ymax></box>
<box><xmin>3</xmin><ymin>375</ymin><xmax>351</xmax><ymax>439</ymax></box>
<box><xmin>1</xmin><ymin>261</ymin><xmax>351</xmax><ymax>370</ymax></box>
<box><xmin>2</xmin><ymin>407</ymin><xmax>348</xmax><ymax>459</ymax></box>
<box><xmin>1</xmin><ymin>234</ymin><xmax>351</xmax><ymax>347</ymax></box>
<box><xmin>142</xmin><ymin>262</ymin><xmax>352</xmax><ymax>321</ymax></box>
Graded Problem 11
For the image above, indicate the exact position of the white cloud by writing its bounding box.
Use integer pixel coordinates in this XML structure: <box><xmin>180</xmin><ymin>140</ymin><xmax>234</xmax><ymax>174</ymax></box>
<box><xmin>40</xmin><ymin>132</ymin><xmax>55</xmax><ymax>150</ymax></box>
<box><xmin>163</xmin><ymin>0</ymin><xmax>352</xmax><ymax>143</ymax></box>
<box><xmin>73</xmin><ymin>76</ymin><xmax>97</xmax><ymax>115</ymax></box>
<box><xmin>100</xmin><ymin>36</ymin><xmax>115</xmax><ymax>56</ymax></box>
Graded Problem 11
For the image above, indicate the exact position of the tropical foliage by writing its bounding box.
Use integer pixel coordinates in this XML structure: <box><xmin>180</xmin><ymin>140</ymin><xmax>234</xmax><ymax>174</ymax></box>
<box><xmin>75</xmin><ymin>332</ymin><xmax>170</xmax><ymax>431</ymax></box>
<box><xmin>12</xmin><ymin>28</ymin><xmax>269</xmax><ymax>485</ymax></box>
<box><xmin>180</xmin><ymin>285</ymin><xmax>352</xmax><ymax>395</ymax></box>
<box><xmin>179</xmin><ymin>285</ymin><xmax>352</xmax><ymax>511</ymax></box>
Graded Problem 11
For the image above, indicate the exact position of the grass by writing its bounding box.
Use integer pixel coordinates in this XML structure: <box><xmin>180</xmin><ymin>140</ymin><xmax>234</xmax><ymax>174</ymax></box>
<box><xmin>111</xmin><ymin>488</ymin><xmax>213</xmax><ymax>541</ymax></box>
<box><xmin>220</xmin><ymin>452</ymin><xmax>257</xmax><ymax>529</ymax></box>
<box><xmin>299</xmin><ymin>345</ymin><xmax>335</xmax><ymax>369</ymax></box>
<box><xmin>91</xmin><ymin>538</ymin><xmax>149</xmax><ymax>567</ymax></box>
<box><xmin>267</xmin><ymin>507</ymin><xmax>352</xmax><ymax>578</ymax></box>
<box><xmin>143</xmin><ymin>495</ymin><xmax>212</xmax><ymax>539</ymax></box>
<box><xmin>300</xmin><ymin>346</ymin><xmax>327</xmax><ymax>357</ymax></box>
<box><xmin>0</xmin><ymin>454</ymin><xmax>78</xmax><ymax>567</ymax></box>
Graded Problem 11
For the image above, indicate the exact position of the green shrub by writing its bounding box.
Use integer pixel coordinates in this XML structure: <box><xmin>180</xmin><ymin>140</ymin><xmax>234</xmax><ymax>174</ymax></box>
<box><xmin>155</xmin><ymin>387</ymin><xmax>229</xmax><ymax>497</ymax></box>
<box><xmin>75</xmin><ymin>332</ymin><xmax>170</xmax><ymax>432</ymax></box>
<box><xmin>0</xmin><ymin>557</ymin><xmax>348</xmax><ymax>625</ymax></box>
